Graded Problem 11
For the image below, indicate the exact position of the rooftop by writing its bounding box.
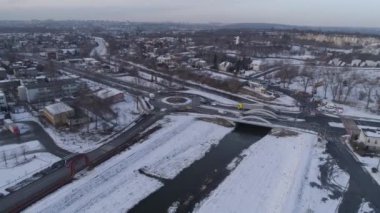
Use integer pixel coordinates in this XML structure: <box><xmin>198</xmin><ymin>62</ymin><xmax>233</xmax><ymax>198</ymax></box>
<box><xmin>23</xmin><ymin>78</ymin><xmax>80</xmax><ymax>89</ymax></box>
<box><xmin>94</xmin><ymin>88</ymin><xmax>123</xmax><ymax>100</ymax></box>
<box><xmin>45</xmin><ymin>102</ymin><xmax>73</xmax><ymax>115</ymax></box>
<box><xmin>363</xmin><ymin>128</ymin><xmax>380</xmax><ymax>138</ymax></box>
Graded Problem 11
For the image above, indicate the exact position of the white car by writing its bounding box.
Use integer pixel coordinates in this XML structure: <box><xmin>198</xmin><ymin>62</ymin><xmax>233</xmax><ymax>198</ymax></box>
<box><xmin>218</xmin><ymin>109</ymin><xmax>226</xmax><ymax>114</ymax></box>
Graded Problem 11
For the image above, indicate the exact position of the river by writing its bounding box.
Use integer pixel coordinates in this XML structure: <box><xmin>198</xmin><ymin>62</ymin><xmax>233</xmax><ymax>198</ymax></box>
<box><xmin>129</xmin><ymin>123</ymin><xmax>271</xmax><ymax>213</ymax></box>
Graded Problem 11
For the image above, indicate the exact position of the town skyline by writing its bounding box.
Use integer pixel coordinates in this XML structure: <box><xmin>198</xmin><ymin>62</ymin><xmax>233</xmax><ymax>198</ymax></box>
<box><xmin>0</xmin><ymin>0</ymin><xmax>379</xmax><ymax>28</ymax></box>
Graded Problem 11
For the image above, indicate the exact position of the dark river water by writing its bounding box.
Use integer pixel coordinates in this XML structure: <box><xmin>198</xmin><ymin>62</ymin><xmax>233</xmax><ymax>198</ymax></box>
<box><xmin>129</xmin><ymin>123</ymin><xmax>271</xmax><ymax>213</ymax></box>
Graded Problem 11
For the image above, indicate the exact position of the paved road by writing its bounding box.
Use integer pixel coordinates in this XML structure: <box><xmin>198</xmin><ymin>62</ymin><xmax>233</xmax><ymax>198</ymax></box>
<box><xmin>249</xmin><ymin>67</ymin><xmax>281</xmax><ymax>79</ymax></box>
<box><xmin>61</xmin><ymin>65</ymin><xmax>152</xmax><ymax>96</ymax></box>
<box><xmin>0</xmin><ymin>121</ymin><xmax>70</xmax><ymax>158</ymax></box>
<box><xmin>327</xmin><ymin>137</ymin><xmax>380</xmax><ymax>213</ymax></box>
<box><xmin>272</xmin><ymin>114</ymin><xmax>380</xmax><ymax>212</ymax></box>
<box><xmin>115</xmin><ymin>59</ymin><xmax>256</xmax><ymax>104</ymax></box>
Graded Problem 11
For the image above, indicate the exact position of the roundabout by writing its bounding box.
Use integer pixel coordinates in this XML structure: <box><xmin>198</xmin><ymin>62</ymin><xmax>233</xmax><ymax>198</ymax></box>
<box><xmin>161</xmin><ymin>96</ymin><xmax>192</xmax><ymax>106</ymax></box>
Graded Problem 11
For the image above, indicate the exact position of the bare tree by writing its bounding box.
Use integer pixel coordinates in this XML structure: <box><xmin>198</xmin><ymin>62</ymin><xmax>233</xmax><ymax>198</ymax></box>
<box><xmin>319</xmin><ymin>68</ymin><xmax>332</xmax><ymax>99</ymax></box>
<box><xmin>342</xmin><ymin>72</ymin><xmax>360</xmax><ymax>103</ymax></box>
<box><xmin>21</xmin><ymin>145</ymin><xmax>27</xmax><ymax>161</ymax></box>
<box><xmin>329</xmin><ymin>70</ymin><xmax>343</xmax><ymax>102</ymax></box>
<box><xmin>275</xmin><ymin>65</ymin><xmax>299</xmax><ymax>88</ymax></box>
<box><xmin>13</xmin><ymin>151</ymin><xmax>18</xmax><ymax>165</ymax></box>
<box><xmin>129</xmin><ymin>69</ymin><xmax>141</xmax><ymax>85</ymax></box>
<box><xmin>362</xmin><ymin>78</ymin><xmax>379</xmax><ymax>110</ymax></box>
<box><xmin>299</xmin><ymin>67</ymin><xmax>314</xmax><ymax>92</ymax></box>
<box><xmin>376</xmin><ymin>90</ymin><xmax>380</xmax><ymax>114</ymax></box>
<box><xmin>2</xmin><ymin>151</ymin><xmax>7</xmax><ymax>167</ymax></box>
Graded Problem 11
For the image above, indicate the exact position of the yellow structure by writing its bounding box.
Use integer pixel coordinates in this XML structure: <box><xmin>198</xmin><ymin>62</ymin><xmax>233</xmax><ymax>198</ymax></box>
<box><xmin>237</xmin><ymin>103</ymin><xmax>244</xmax><ymax>110</ymax></box>
<box><xmin>43</xmin><ymin>102</ymin><xmax>74</xmax><ymax>126</ymax></box>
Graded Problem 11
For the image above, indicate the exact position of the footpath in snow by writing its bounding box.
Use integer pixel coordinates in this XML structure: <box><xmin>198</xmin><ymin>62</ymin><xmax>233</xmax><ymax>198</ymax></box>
<box><xmin>25</xmin><ymin>115</ymin><xmax>232</xmax><ymax>213</ymax></box>
<box><xmin>195</xmin><ymin>130</ymin><xmax>349</xmax><ymax>213</ymax></box>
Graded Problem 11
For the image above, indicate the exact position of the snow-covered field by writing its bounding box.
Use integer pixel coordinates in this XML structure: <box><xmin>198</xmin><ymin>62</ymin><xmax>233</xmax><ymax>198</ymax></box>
<box><xmin>0</xmin><ymin>141</ymin><xmax>60</xmax><ymax>195</ymax></box>
<box><xmin>195</xmin><ymin>131</ymin><xmax>349</xmax><ymax>213</ymax></box>
<box><xmin>25</xmin><ymin>115</ymin><xmax>233</xmax><ymax>212</ymax></box>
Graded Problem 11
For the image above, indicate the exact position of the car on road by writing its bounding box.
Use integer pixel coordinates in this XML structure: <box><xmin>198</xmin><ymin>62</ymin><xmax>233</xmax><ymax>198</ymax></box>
<box><xmin>218</xmin><ymin>109</ymin><xmax>226</xmax><ymax>114</ymax></box>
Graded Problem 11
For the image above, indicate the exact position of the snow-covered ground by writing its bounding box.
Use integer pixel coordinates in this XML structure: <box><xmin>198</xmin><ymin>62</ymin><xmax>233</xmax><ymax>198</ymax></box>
<box><xmin>184</xmin><ymin>89</ymin><xmax>238</xmax><ymax>105</ymax></box>
<box><xmin>0</xmin><ymin>141</ymin><xmax>60</xmax><ymax>195</ymax></box>
<box><xmin>90</xmin><ymin>37</ymin><xmax>108</xmax><ymax>58</ymax></box>
<box><xmin>195</xmin><ymin>131</ymin><xmax>349</xmax><ymax>213</ymax></box>
<box><xmin>283</xmin><ymin>67</ymin><xmax>380</xmax><ymax>120</ymax></box>
<box><xmin>25</xmin><ymin>115</ymin><xmax>233</xmax><ymax>212</ymax></box>
<box><xmin>199</xmin><ymin>70</ymin><xmax>245</xmax><ymax>82</ymax></box>
<box><xmin>43</xmin><ymin>96</ymin><xmax>139</xmax><ymax>153</ymax></box>
<box><xmin>111</xmin><ymin>98</ymin><xmax>140</xmax><ymax>127</ymax></box>
<box><xmin>328</xmin><ymin>122</ymin><xmax>380</xmax><ymax>130</ymax></box>
<box><xmin>269</xmin><ymin>94</ymin><xmax>297</xmax><ymax>106</ymax></box>
<box><xmin>10</xmin><ymin>95</ymin><xmax>139</xmax><ymax>154</ymax></box>
<box><xmin>334</xmin><ymin>103</ymin><xmax>380</xmax><ymax>121</ymax></box>
<box><xmin>42</xmin><ymin>76</ymin><xmax>139</xmax><ymax>153</ymax></box>
<box><xmin>358</xmin><ymin>200</ymin><xmax>376</xmax><ymax>213</ymax></box>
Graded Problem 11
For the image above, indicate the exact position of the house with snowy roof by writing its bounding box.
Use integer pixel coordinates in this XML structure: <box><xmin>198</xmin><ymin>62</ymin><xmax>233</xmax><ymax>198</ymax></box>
<box><xmin>358</xmin><ymin>128</ymin><xmax>380</xmax><ymax>151</ymax></box>
<box><xmin>94</xmin><ymin>88</ymin><xmax>124</xmax><ymax>104</ymax></box>
<box><xmin>43</xmin><ymin>102</ymin><xmax>74</xmax><ymax>126</ymax></box>
<box><xmin>218</xmin><ymin>61</ymin><xmax>233</xmax><ymax>72</ymax></box>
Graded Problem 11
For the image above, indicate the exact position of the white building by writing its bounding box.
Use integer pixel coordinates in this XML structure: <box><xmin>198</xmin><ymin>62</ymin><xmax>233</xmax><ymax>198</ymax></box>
<box><xmin>250</xmin><ymin>60</ymin><xmax>262</xmax><ymax>71</ymax></box>
<box><xmin>358</xmin><ymin>128</ymin><xmax>380</xmax><ymax>151</ymax></box>
<box><xmin>351</xmin><ymin>59</ymin><xmax>362</xmax><ymax>67</ymax></box>
<box><xmin>218</xmin><ymin>61</ymin><xmax>233</xmax><ymax>72</ymax></box>
<box><xmin>83</xmin><ymin>58</ymin><xmax>101</xmax><ymax>66</ymax></box>
<box><xmin>18</xmin><ymin>79</ymin><xmax>82</xmax><ymax>103</ymax></box>
<box><xmin>235</xmin><ymin>36</ymin><xmax>240</xmax><ymax>45</ymax></box>
<box><xmin>157</xmin><ymin>55</ymin><xmax>172</xmax><ymax>64</ymax></box>
<box><xmin>0</xmin><ymin>90</ymin><xmax>7</xmax><ymax>108</ymax></box>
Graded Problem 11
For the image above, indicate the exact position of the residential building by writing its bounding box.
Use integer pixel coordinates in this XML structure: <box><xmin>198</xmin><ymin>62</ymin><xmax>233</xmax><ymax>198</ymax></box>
<box><xmin>358</xmin><ymin>128</ymin><xmax>380</xmax><ymax>151</ymax></box>
<box><xmin>250</xmin><ymin>60</ymin><xmax>262</xmax><ymax>71</ymax></box>
<box><xmin>0</xmin><ymin>67</ymin><xmax>6</xmax><ymax>80</ymax></box>
<box><xmin>18</xmin><ymin>78</ymin><xmax>82</xmax><ymax>103</ymax></box>
<box><xmin>94</xmin><ymin>88</ymin><xmax>124</xmax><ymax>104</ymax></box>
<box><xmin>46</xmin><ymin>48</ymin><xmax>58</xmax><ymax>60</ymax></box>
<box><xmin>43</xmin><ymin>102</ymin><xmax>74</xmax><ymax>126</ymax></box>
<box><xmin>14</xmin><ymin>67</ymin><xmax>38</xmax><ymax>78</ymax></box>
<box><xmin>218</xmin><ymin>61</ymin><xmax>233</xmax><ymax>72</ymax></box>
<box><xmin>0</xmin><ymin>90</ymin><xmax>7</xmax><ymax>108</ymax></box>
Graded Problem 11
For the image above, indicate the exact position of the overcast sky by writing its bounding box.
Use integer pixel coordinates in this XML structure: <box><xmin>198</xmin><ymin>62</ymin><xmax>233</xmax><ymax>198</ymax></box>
<box><xmin>0</xmin><ymin>0</ymin><xmax>379</xmax><ymax>28</ymax></box>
